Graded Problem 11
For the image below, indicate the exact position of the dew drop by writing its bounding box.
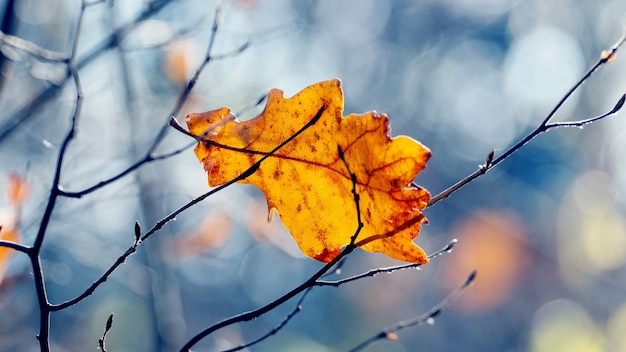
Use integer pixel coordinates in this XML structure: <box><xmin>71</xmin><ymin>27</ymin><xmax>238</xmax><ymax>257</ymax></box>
<box><xmin>426</xmin><ymin>317</ymin><xmax>435</xmax><ymax>325</ymax></box>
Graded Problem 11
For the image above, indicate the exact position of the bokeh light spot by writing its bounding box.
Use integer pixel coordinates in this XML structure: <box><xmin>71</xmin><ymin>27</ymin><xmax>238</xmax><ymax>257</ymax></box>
<box><xmin>530</xmin><ymin>299</ymin><xmax>604</xmax><ymax>352</ymax></box>
<box><xmin>443</xmin><ymin>210</ymin><xmax>528</xmax><ymax>313</ymax></box>
<box><xmin>504</xmin><ymin>27</ymin><xmax>584</xmax><ymax>110</ymax></box>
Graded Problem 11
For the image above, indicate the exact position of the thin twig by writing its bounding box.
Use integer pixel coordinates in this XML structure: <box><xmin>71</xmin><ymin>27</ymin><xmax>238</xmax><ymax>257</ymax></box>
<box><xmin>352</xmin><ymin>213</ymin><xmax>426</xmax><ymax>249</ymax></box>
<box><xmin>316</xmin><ymin>240</ymin><xmax>456</xmax><ymax>287</ymax></box>
<box><xmin>0</xmin><ymin>239</ymin><xmax>31</xmax><ymax>254</ymax></box>
<box><xmin>210</xmin><ymin>41</ymin><xmax>250</xmax><ymax>61</ymax></box>
<box><xmin>220</xmin><ymin>289</ymin><xmax>312</xmax><ymax>352</ymax></box>
<box><xmin>546</xmin><ymin>94</ymin><xmax>625</xmax><ymax>129</ymax></box>
<box><xmin>169</xmin><ymin>116</ymin><xmax>279</xmax><ymax>156</ymax></box>
<box><xmin>98</xmin><ymin>313</ymin><xmax>114</xmax><ymax>352</ymax></box>
<box><xmin>348</xmin><ymin>270</ymin><xmax>477</xmax><ymax>352</ymax></box>
<box><xmin>428</xmin><ymin>33</ymin><xmax>626</xmax><ymax>207</ymax></box>
<box><xmin>170</xmin><ymin>0</ymin><xmax>226</xmax><ymax>120</ymax></box>
<box><xmin>0</xmin><ymin>31</ymin><xmax>68</xmax><ymax>63</ymax></box>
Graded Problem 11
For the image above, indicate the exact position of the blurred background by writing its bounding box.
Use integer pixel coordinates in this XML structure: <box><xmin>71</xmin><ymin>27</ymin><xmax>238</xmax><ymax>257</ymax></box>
<box><xmin>0</xmin><ymin>0</ymin><xmax>626</xmax><ymax>351</ymax></box>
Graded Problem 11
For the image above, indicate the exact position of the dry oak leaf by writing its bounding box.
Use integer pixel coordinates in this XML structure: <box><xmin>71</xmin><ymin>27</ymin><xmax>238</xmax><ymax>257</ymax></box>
<box><xmin>186</xmin><ymin>79</ymin><xmax>431</xmax><ymax>263</ymax></box>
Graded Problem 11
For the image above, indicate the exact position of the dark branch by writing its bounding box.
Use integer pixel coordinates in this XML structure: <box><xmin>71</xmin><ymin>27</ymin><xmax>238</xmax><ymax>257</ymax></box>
<box><xmin>0</xmin><ymin>239</ymin><xmax>31</xmax><ymax>254</ymax></box>
<box><xmin>337</xmin><ymin>145</ymin><xmax>364</xmax><ymax>245</ymax></box>
<box><xmin>98</xmin><ymin>313</ymin><xmax>114</xmax><ymax>352</ymax></box>
<box><xmin>31</xmin><ymin>2</ymin><xmax>89</xmax><ymax>351</ymax></box>
<box><xmin>179</xmin><ymin>243</ymin><xmax>356</xmax><ymax>352</ymax></box>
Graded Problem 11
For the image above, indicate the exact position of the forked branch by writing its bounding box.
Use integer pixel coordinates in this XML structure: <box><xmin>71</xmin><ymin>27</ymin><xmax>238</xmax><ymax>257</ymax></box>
<box><xmin>428</xmin><ymin>32</ymin><xmax>626</xmax><ymax>207</ymax></box>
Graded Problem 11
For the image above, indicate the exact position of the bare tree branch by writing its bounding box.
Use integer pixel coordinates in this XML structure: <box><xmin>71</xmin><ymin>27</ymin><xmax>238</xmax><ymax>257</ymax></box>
<box><xmin>0</xmin><ymin>239</ymin><xmax>30</xmax><ymax>253</ymax></box>
<box><xmin>0</xmin><ymin>31</ymin><xmax>68</xmax><ymax>63</ymax></box>
<box><xmin>29</xmin><ymin>1</ymin><xmax>90</xmax><ymax>350</ymax></box>
<box><xmin>315</xmin><ymin>240</ymin><xmax>456</xmax><ymax>287</ymax></box>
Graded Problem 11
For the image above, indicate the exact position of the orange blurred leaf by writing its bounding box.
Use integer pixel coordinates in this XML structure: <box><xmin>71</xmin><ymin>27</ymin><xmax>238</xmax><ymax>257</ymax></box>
<box><xmin>7</xmin><ymin>173</ymin><xmax>30</xmax><ymax>206</ymax></box>
<box><xmin>186</xmin><ymin>79</ymin><xmax>431</xmax><ymax>263</ymax></box>
<box><xmin>443</xmin><ymin>211</ymin><xmax>528</xmax><ymax>313</ymax></box>
<box><xmin>173</xmin><ymin>212</ymin><xmax>232</xmax><ymax>258</ymax></box>
<box><xmin>0</xmin><ymin>174</ymin><xmax>27</xmax><ymax>286</ymax></box>
<box><xmin>164</xmin><ymin>39</ymin><xmax>201</xmax><ymax>85</ymax></box>
<box><xmin>0</xmin><ymin>214</ymin><xmax>20</xmax><ymax>286</ymax></box>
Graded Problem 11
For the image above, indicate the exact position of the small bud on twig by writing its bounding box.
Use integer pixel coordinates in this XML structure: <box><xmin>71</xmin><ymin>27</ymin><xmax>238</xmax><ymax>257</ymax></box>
<box><xmin>134</xmin><ymin>221</ymin><xmax>141</xmax><ymax>244</ymax></box>
<box><xmin>484</xmin><ymin>149</ymin><xmax>494</xmax><ymax>168</ymax></box>
<box><xmin>98</xmin><ymin>313</ymin><xmax>114</xmax><ymax>352</ymax></box>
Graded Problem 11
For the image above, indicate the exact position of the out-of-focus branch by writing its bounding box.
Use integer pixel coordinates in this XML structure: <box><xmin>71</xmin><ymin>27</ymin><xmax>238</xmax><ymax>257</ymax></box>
<box><xmin>0</xmin><ymin>31</ymin><xmax>68</xmax><ymax>63</ymax></box>
<box><xmin>56</xmin><ymin>1</ymin><xmax>252</xmax><ymax>199</ymax></box>
<box><xmin>0</xmin><ymin>0</ymin><xmax>172</xmax><ymax>144</ymax></box>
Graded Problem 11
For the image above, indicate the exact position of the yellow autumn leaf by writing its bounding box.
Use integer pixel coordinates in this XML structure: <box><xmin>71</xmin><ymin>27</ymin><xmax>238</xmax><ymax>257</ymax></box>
<box><xmin>186</xmin><ymin>79</ymin><xmax>431</xmax><ymax>263</ymax></box>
